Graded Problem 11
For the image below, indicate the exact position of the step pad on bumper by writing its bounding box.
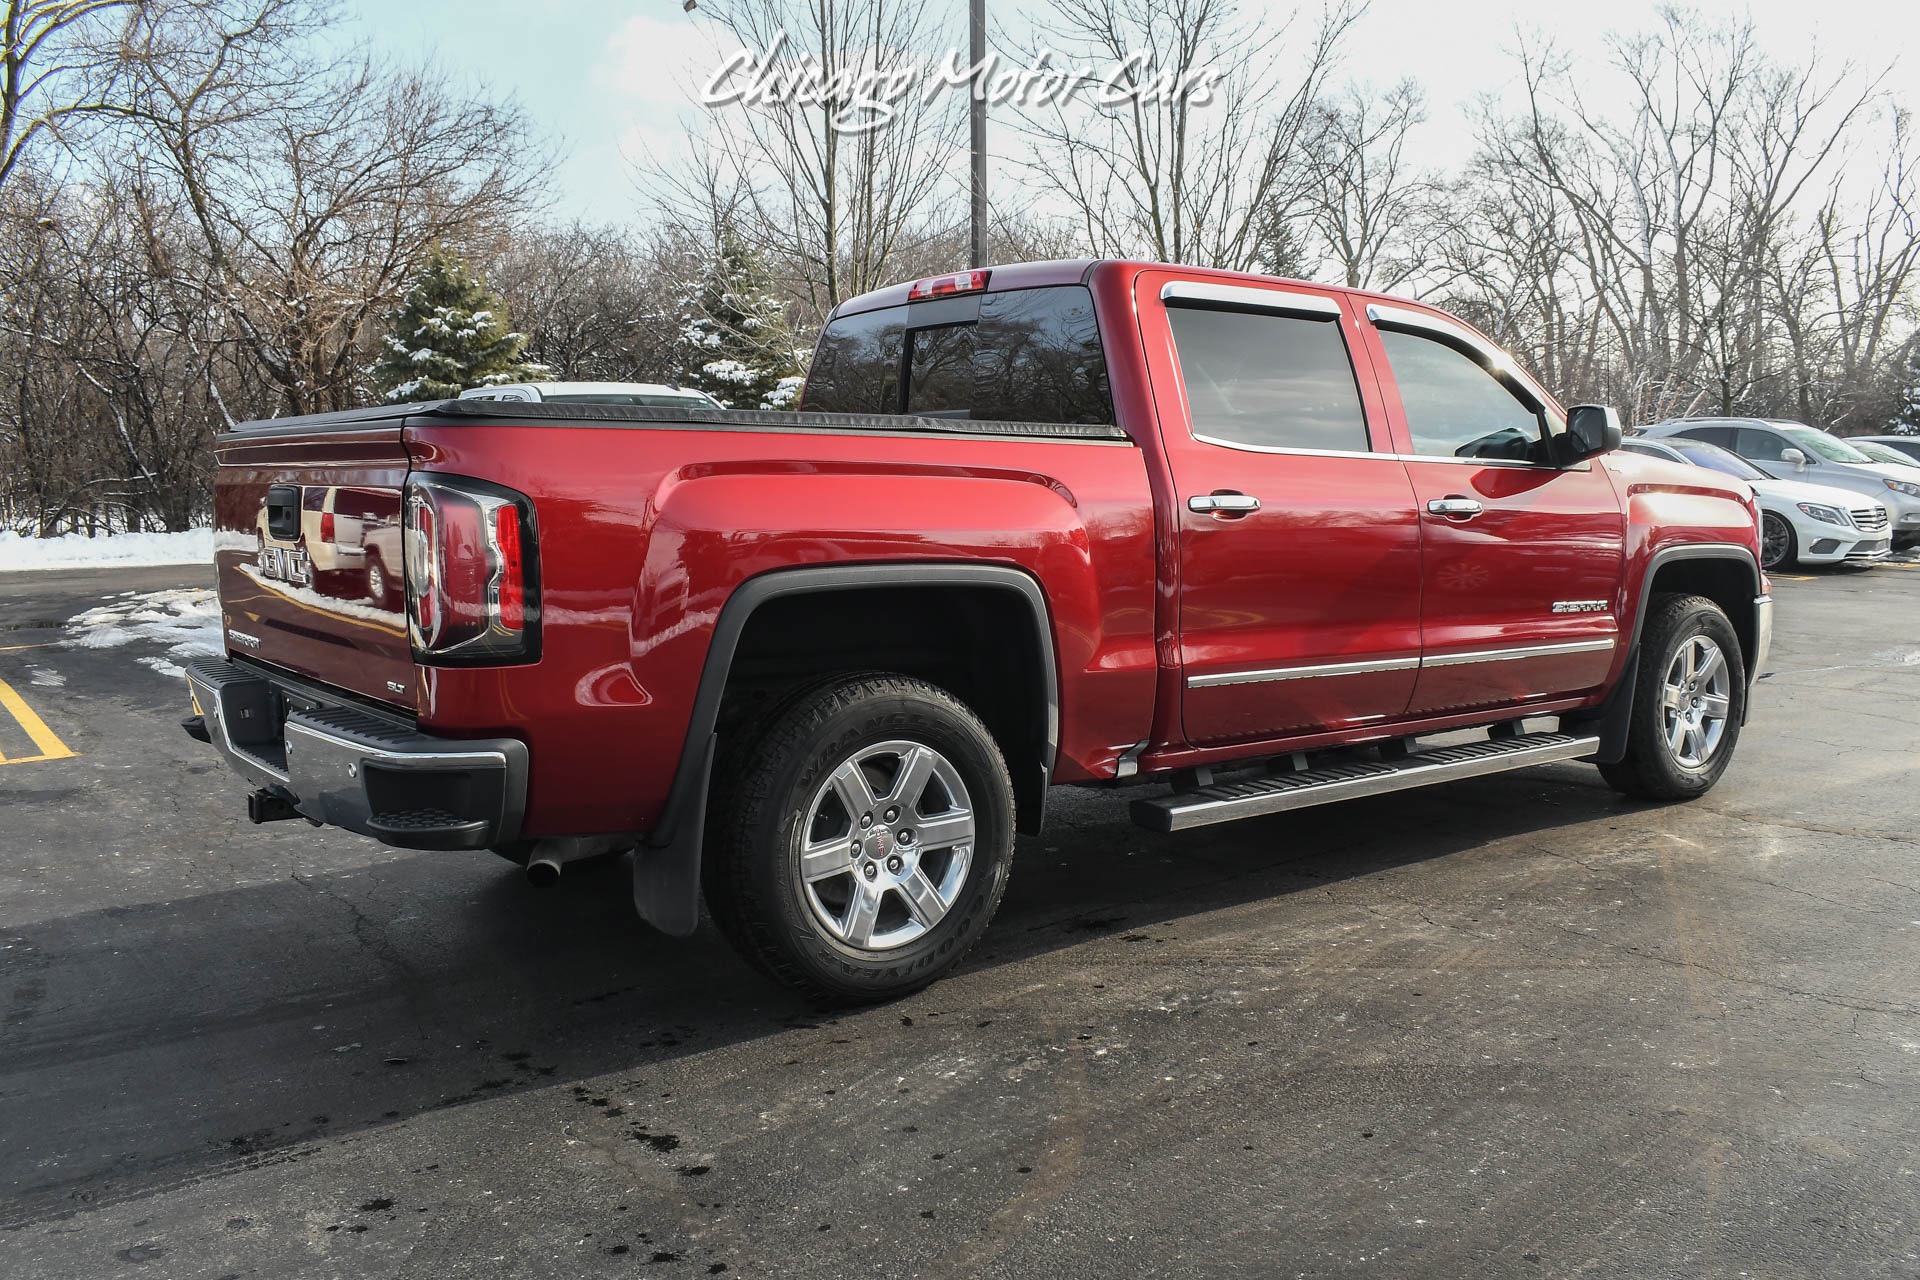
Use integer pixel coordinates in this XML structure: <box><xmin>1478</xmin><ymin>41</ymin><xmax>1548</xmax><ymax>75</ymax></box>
<box><xmin>1130</xmin><ymin>732</ymin><xmax>1601</xmax><ymax>833</ymax></box>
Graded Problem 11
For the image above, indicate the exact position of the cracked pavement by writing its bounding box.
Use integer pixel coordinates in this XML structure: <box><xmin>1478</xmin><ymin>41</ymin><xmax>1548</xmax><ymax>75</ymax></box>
<box><xmin>1</xmin><ymin>562</ymin><xmax>1917</xmax><ymax>1277</ymax></box>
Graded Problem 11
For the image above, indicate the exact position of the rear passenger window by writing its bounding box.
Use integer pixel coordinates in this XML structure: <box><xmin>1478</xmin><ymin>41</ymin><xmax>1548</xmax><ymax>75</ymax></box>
<box><xmin>1378</xmin><ymin>329</ymin><xmax>1546</xmax><ymax>462</ymax></box>
<box><xmin>1736</xmin><ymin>429</ymin><xmax>1788</xmax><ymax>461</ymax></box>
<box><xmin>1676</xmin><ymin>425</ymin><xmax>1737</xmax><ymax>448</ymax></box>
<box><xmin>1165</xmin><ymin>306</ymin><xmax>1370</xmax><ymax>452</ymax></box>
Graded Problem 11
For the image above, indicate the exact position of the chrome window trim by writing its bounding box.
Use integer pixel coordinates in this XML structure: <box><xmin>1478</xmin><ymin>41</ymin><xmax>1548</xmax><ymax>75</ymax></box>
<box><xmin>1183</xmin><ymin>436</ymin><xmax>1588</xmax><ymax>471</ymax></box>
<box><xmin>1163</xmin><ymin>280</ymin><xmax>1342</xmax><ymax>317</ymax></box>
<box><xmin>1187</xmin><ymin>637</ymin><xmax>1616</xmax><ymax>689</ymax></box>
<box><xmin>1367</xmin><ymin>303</ymin><xmax>1509</xmax><ymax>368</ymax></box>
<box><xmin>1189</xmin><ymin>434</ymin><xmax>1384</xmax><ymax>461</ymax></box>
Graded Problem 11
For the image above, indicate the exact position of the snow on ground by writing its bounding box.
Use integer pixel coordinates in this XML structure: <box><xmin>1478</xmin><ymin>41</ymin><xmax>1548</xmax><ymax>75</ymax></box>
<box><xmin>0</xmin><ymin>528</ymin><xmax>214</xmax><ymax>571</ymax></box>
<box><xmin>64</xmin><ymin>588</ymin><xmax>223</xmax><ymax>680</ymax></box>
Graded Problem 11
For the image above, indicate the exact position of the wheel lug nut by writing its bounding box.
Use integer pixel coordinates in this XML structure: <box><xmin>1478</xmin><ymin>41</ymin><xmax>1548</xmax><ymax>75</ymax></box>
<box><xmin>884</xmin><ymin>807</ymin><xmax>899</xmax><ymax>822</ymax></box>
<box><xmin>886</xmin><ymin>855</ymin><xmax>903</xmax><ymax>873</ymax></box>
<box><xmin>860</xmin><ymin>813</ymin><xmax>873</xmax><ymax>829</ymax></box>
<box><xmin>862</xmin><ymin>863</ymin><xmax>877</xmax><ymax>879</ymax></box>
<box><xmin>898</xmin><ymin>829</ymin><xmax>914</xmax><ymax>844</ymax></box>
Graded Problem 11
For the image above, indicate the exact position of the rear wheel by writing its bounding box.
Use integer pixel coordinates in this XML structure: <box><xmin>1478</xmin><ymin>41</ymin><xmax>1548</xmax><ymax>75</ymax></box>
<box><xmin>703</xmin><ymin>674</ymin><xmax>1014</xmax><ymax>1003</ymax></box>
<box><xmin>1599</xmin><ymin>594</ymin><xmax>1745</xmax><ymax>801</ymax></box>
<box><xmin>1759</xmin><ymin>512</ymin><xmax>1795</xmax><ymax>570</ymax></box>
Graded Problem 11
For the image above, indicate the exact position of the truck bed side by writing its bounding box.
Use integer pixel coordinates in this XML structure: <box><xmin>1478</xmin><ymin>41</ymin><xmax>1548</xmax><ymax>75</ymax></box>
<box><xmin>404</xmin><ymin>411</ymin><xmax>1160</xmax><ymax>839</ymax></box>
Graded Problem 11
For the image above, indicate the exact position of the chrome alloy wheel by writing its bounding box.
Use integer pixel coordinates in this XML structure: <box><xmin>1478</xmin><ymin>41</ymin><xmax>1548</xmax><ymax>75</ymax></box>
<box><xmin>1661</xmin><ymin>635</ymin><xmax>1732</xmax><ymax>769</ymax></box>
<box><xmin>797</xmin><ymin>740</ymin><xmax>976</xmax><ymax>951</ymax></box>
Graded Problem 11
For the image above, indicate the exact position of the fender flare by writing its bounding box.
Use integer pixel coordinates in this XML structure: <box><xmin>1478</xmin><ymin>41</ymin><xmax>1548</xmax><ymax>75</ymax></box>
<box><xmin>1576</xmin><ymin>541</ymin><xmax>1762</xmax><ymax>763</ymax></box>
<box><xmin>633</xmin><ymin>563</ymin><xmax>1060</xmax><ymax>936</ymax></box>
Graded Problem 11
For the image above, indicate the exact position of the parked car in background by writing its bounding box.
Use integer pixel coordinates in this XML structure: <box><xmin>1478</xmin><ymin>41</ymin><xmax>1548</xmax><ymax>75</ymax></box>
<box><xmin>1620</xmin><ymin>437</ymin><xmax>1891</xmax><ymax>569</ymax></box>
<box><xmin>1850</xmin><ymin>438</ymin><xmax>1920</xmax><ymax>475</ymax></box>
<box><xmin>1643</xmin><ymin>418</ymin><xmax>1920</xmax><ymax>548</ymax></box>
<box><xmin>1854</xmin><ymin>435</ymin><xmax>1920</xmax><ymax>465</ymax></box>
<box><xmin>457</xmin><ymin>381</ymin><xmax>722</xmax><ymax>408</ymax></box>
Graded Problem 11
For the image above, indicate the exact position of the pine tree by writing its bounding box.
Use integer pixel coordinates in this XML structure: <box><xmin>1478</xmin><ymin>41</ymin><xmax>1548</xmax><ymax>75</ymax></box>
<box><xmin>677</xmin><ymin>228</ymin><xmax>800</xmax><ymax>408</ymax></box>
<box><xmin>374</xmin><ymin>248</ymin><xmax>545</xmax><ymax>402</ymax></box>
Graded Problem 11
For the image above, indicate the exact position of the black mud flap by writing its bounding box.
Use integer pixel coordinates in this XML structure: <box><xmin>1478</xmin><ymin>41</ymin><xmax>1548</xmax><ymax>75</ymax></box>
<box><xmin>632</xmin><ymin>733</ymin><xmax>712</xmax><ymax>937</ymax></box>
<box><xmin>1566</xmin><ymin>645</ymin><xmax>1638</xmax><ymax>765</ymax></box>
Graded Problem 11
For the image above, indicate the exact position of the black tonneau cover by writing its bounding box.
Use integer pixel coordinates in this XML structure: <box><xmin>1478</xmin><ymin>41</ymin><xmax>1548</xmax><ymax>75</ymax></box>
<box><xmin>226</xmin><ymin>399</ymin><xmax>1130</xmax><ymax>442</ymax></box>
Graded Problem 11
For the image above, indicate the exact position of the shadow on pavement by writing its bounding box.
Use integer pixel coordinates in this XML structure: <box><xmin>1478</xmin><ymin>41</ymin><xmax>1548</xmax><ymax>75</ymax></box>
<box><xmin>0</xmin><ymin>764</ymin><xmax>1625</xmax><ymax>1228</ymax></box>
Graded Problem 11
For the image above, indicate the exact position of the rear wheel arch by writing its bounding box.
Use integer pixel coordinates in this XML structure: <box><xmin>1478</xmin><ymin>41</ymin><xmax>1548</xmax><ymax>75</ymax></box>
<box><xmin>633</xmin><ymin>563</ymin><xmax>1060</xmax><ymax>937</ymax></box>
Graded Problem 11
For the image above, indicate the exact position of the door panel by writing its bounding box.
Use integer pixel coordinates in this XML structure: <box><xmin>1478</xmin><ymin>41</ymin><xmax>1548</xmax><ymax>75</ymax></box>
<box><xmin>1136</xmin><ymin>272</ymin><xmax>1425</xmax><ymax>747</ymax></box>
<box><xmin>1363</xmin><ymin>314</ymin><xmax>1625</xmax><ymax>717</ymax></box>
<box><xmin>1399</xmin><ymin>459</ymin><xmax>1624</xmax><ymax>714</ymax></box>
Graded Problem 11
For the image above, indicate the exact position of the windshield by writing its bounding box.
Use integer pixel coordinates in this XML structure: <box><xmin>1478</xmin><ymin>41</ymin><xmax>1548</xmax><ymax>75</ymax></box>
<box><xmin>1782</xmin><ymin>425</ymin><xmax>1873</xmax><ymax>464</ymax></box>
<box><xmin>1855</xmin><ymin>440</ymin><xmax>1920</xmax><ymax>469</ymax></box>
<box><xmin>1670</xmin><ymin>440</ymin><xmax>1768</xmax><ymax>481</ymax></box>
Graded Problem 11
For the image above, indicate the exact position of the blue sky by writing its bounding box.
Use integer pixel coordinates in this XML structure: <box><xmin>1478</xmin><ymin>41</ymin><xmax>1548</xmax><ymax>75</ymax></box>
<box><xmin>334</xmin><ymin>0</ymin><xmax>1918</xmax><ymax>227</ymax></box>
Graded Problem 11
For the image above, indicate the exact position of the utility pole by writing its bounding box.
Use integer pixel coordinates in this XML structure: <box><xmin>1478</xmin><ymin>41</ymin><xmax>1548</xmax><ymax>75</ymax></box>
<box><xmin>969</xmin><ymin>0</ymin><xmax>988</xmax><ymax>269</ymax></box>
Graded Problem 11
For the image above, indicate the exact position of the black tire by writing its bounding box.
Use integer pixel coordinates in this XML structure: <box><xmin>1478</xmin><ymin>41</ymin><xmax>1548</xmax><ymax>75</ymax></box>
<box><xmin>703</xmin><ymin>673</ymin><xmax>1015</xmax><ymax>1004</ymax></box>
<box><xmin>1598</xmin><ymin>594</ymin><xmax>1746</xmax><ymax>801</ymax></box>
<box><xmin>1759</xmin><ymin>511</ymin><xmax>1795</xmax><ymax>570</ymax></box>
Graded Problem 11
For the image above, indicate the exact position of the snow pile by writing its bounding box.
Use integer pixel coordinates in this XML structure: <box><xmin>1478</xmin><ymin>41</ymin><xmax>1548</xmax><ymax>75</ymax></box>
<box><xmin>0</xmin><ymin>528</ymin><xmax>214</xmax><ymax>572</ymax></box>
<box><xmin>65</xmin><ymin>587</ymin><xmax>223</xmax><ymax>679</ymax></box>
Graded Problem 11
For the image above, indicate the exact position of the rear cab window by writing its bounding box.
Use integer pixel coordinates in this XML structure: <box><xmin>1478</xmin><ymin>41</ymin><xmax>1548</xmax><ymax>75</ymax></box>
<box><xmin>803</xmin><ymin>286</ymin><xmax>1113</xmax><ymax>424</ymax></box>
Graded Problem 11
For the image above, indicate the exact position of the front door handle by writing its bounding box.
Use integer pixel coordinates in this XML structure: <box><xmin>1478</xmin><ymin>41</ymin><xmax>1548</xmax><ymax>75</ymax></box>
<box><xmin>1189</xmin><ymin>492</ymin><xmax>1261</xmax><ymax>515</ymax></box>
<box><xmin>1426</xmin><ymin>496</ymin><xmax>1484</xmax><ymax>518</ymax></box>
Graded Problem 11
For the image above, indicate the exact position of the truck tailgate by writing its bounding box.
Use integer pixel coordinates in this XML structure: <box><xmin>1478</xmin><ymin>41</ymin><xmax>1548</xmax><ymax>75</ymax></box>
<box><xmin>212</xmin><ymin>418</ymin><xmax>415</xmax><ymax>711</ymax></box>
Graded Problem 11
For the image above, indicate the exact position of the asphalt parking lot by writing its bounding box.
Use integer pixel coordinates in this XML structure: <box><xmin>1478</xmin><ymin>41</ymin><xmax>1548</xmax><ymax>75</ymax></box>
<box><xmin>2</xmin><ymin>561</ymin><xmax>1918</xmax><ymax>1277</ymax></box>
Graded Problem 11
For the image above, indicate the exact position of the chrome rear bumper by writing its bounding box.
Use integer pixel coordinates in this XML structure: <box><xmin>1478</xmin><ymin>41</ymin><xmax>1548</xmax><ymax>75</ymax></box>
<box><xmin>183</xmin><ymin>657</ymin><xmax>527</xmax><ymax>851</ymax></box>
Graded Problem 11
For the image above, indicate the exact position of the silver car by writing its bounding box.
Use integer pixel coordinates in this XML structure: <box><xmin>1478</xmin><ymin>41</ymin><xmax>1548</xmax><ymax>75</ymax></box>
<box><xmin>1643</xmin><ymin>418</ymin><xmax>1920</xmax><ymax>548</ymax></box>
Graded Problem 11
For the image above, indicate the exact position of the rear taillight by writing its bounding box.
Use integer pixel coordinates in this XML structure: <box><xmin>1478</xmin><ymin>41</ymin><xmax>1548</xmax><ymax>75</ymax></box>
<box><xmin>320</xmin><ymin>510</ymin><xmax>335</xmax><ymax>543</ymax></box>
<box><xmin>403</xmin><ymin>474</ymin><xmax>539</xmax><ymax>664</ymax></box>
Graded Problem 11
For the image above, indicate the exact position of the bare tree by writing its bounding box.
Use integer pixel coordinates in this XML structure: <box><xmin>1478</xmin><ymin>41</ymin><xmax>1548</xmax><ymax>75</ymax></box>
<box><xmin>484</xmin><ymin>221</ymin><xmax>691</xmax><ymax>382</ymax></box>
<box><xmin>115</xmin><ymin>0</ymin><xmax>537</xmax><ymax>414</ymax></box>
<box><xmin>1013</xmin><ymin>0</ymin><xmax>1360</xmax><ymax>270</ymax></box>
<box><xmin>0</xmin><ymin>0</ymin><xmax>140</xmax><ymax>192</ymax></box>
<box><xmin>1300</xmin><ymin>77</ymin><xmax>1437</xmax><ymax>290</ymax></box>
<box><xmin>659</xmin><ymin>0</ymin><xmax>963</xmax><ymax>321</ymax></box>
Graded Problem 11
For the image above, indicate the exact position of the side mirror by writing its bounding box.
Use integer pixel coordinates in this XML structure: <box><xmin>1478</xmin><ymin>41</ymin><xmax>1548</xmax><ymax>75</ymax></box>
<box><xmin>1563</xmin><ymin>404</ymin><xmax>1622</xmax><ymax>461</ymax></box>
<box><xmin>1780</xmin><ymin>447</ymin><xmax>1808</xmax><ymax>469</ymax></box>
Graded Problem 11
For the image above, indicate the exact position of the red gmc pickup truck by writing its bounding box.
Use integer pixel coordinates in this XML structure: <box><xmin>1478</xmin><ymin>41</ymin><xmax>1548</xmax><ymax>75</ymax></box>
<box><xmin>183</xmin><ymin>259</ymin><xmax>1772</xmax><ymax>1001</ymax></box>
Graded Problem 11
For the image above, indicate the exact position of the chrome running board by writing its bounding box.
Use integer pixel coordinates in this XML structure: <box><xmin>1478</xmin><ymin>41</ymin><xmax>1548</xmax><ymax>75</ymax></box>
<box><xmin>1130</xmin><ymin>732</ymin><xmax>1601</xmax><ymax>833</ymax></box>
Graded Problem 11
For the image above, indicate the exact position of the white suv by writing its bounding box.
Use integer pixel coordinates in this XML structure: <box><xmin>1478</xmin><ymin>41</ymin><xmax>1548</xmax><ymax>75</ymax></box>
<box><xmin>1643</xmin><ymin>418</ymin><xmax>1920</xmax><ymax>548</ymax></box>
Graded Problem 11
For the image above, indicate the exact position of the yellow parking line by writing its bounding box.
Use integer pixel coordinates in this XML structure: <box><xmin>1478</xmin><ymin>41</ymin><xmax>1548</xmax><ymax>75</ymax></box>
<box><xmin>0</xmin><ymin>674</ymin><xmax>76</xmax><ymax>764</ymax></box>
<box><xmin>0</xmin><ymin>640</ymin><xmax>59</xmax><ymax>653</ymax></box>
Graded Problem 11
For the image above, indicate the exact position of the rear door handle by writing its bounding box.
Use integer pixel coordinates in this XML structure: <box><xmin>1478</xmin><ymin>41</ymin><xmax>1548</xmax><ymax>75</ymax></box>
<box><xmin>1426</xmin><ymin>496</ymin><xmax>1484</xmax><ymax>518</ymax></box>
<box><xmin>1189</xmin><ymin>493</ymin><xmax>1261</xmax><ymax>515</ymax></box>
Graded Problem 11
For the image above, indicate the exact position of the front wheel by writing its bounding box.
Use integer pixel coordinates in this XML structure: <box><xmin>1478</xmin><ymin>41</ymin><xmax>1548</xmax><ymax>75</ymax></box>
<box><xmin>1759</xmin><ymin>511</ymin><xmax>1795</xmax><ymax>570</ymax></box>
<box><xmin>1599</xmin><ymin>594</ymin><xmax>1745</xmax><ymax>801</ymax></box>
<box><xmin>703</xmin><ymin>674</ymin><xmax>1015</xmax><ymax>1003</ymax></box>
